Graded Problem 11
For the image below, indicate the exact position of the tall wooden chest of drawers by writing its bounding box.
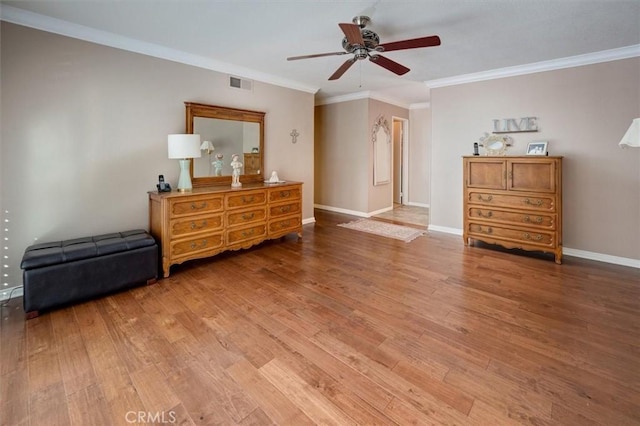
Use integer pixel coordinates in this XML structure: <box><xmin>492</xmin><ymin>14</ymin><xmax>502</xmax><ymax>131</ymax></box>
<box><xmin>463</xmin><ymin>156</ymin><xmax>562</xmax><ymax>264</ymax></box>
<box><xmin>149</xmin><ymin>182</ymin><xmax>302</xmax><ymax>277</ymax></box>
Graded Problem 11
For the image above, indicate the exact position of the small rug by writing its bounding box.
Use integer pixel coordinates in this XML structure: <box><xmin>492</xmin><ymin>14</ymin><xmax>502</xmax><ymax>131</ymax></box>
<box><xmin>338</xmin><ymin>219</ymin><xmax>426</xmax><ymax>242</ymax></box>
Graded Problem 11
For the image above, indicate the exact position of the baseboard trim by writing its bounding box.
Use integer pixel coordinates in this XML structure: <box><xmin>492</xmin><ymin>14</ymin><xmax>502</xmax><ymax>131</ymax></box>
<box><xmin>562</xmin><ymin>248</ymin><xmax>640</xmax><ymax>269</ymax></box>
<box><xmin>428</xmin><ymin>225</ymin><xmax>463</xmax><ymax>235</ymax></box>
<box><xmin>406</xmin><ymin>202</ymin><xmax>430</xmax><ymax>209</ymax></box>
<box><xmin>0</xmin><ymin>286</ymin><xmax>23</xmax><ymax>302</ymax></box>
<box><xmin>314</xmin><ymin>204</ymin><xmax>368</xmax><ymax>218</ymax></box>
<box><xmin>302</xmin><ymin>217</ymin><xmax>316</xmax><ymax>225</ymax></box>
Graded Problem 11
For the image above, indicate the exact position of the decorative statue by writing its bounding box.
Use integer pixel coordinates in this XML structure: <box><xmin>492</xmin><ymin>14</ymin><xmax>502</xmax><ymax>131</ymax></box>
<box><xmin>212</xmin><ymin>153</ymin><xmax>224</xmax><ymax>176</ymax></box>
<box><xmin>268</xmin><ymin>171</ymin><xmax>281</xmax><ymax>183</ymax></box>
<box><xmin>230</xmin><ymin>154</ymin><xmax>243</xmax><ymax>187</ymax></box>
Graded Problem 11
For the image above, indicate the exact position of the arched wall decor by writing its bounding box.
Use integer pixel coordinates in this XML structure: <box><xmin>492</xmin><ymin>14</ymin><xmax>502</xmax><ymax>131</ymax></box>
<box><xmin>372</xmin><ymin>114</ymin><xmax>391</xmax><ymax>186</ymax></box>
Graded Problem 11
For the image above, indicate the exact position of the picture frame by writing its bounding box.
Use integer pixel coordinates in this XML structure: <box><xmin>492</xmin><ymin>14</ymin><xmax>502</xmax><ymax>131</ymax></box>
<box><xmin>526</xmin><ymin>141</ymin><xmax>548</xmax><ymax>156</ymax></box>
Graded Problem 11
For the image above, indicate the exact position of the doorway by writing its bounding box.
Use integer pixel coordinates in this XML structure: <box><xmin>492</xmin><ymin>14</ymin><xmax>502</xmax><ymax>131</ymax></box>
<box><xmin>392</xmin><ymin>117</ymin><xmax>408</xmax><ymax>206</ymax></box>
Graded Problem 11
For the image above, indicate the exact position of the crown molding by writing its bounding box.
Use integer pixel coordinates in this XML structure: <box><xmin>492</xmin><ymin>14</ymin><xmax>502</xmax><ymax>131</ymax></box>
<box><xmin>315</xmin><ymin>91</ymin><xmax>371</xmax><ymax>106</ymax></box>
<box><xmin>0</xmin><ymin>4</ymin><xmax>319</xmax><ymax>94</ymax></box>
<box><xmin>425</xmin><ymin>44</ymin><xmax>640</xmax><ymax>89</ymax></box>
<box><xmin>410</xmin><ymin>102</ymin><xmax>430</xmax><ymax>110</ymax></box>
<box><xmin>316</xmin><ymin>90</ymin><xmax>410</xmax><ymax>109</ymax></box>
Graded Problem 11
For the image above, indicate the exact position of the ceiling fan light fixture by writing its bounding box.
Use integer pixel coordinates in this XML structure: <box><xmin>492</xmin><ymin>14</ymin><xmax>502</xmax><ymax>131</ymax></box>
<box><xmin>352</xmin><ymin>15</ymin><xmax>370</xmax><ymax>28</ymax></box>
<box><xmin>355</xmin><ymin>48</ymin><xmax>369</xmax><ymax>60</ymax></box>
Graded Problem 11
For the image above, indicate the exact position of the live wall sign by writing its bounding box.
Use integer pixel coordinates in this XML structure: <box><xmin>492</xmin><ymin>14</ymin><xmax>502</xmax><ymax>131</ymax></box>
<box><xmin>493</xmin><ymin>117</ymin><xmax>538</xmax><ymax>133</ymax></box>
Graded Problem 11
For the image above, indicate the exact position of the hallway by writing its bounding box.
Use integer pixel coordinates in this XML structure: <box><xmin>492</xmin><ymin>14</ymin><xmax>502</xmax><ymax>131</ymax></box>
<box><xmin>372</xmin><ymin>204</ymin><xmax>429</xmax><ymax>229</ymax></box>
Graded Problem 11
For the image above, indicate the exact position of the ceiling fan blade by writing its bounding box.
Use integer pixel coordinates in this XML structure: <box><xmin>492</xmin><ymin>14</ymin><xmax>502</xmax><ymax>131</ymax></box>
<box><xmin>329</xmin><ymin>58</ymin><xmax>357</xmax><ymax>80</ymax></box>
<box><xmin>287</xmin><ymin>51</ymin><xmax>348</xmax><ymax>61</ymax></box>
<box><xmin>339</xmin><ymin>22</ymin><xmax>364</xmax><ymax>46</ymax></box>
<box><xmin>378</xmin><ymin>35</ymin><xmax>441</xmax><ymax>52</ymax></box>
<box><xmin>369</xmin><ymin>55</ymin><xmax>410</xmax><ymax>76</ymax></box>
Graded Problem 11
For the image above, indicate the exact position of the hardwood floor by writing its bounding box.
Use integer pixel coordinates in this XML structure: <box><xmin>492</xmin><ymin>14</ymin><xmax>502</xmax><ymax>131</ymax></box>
<box><xmin>2</xmin><ymin>209</ymin><xmax>639</xmax><ymax>425</ymax></box>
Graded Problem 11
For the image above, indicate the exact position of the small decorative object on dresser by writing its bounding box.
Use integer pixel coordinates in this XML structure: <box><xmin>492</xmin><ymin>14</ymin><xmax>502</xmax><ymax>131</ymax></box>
<box><xmin>230</xmin><ymin>154</ymin><xmax>243</xmax><ymax>188</ymax></box>
<box><xmin>148</xmin><ymin>182</ymin><xmax>303</xmax><ymax>277</ymax></box>
<box><xmin>479</xmin><ymin>133</ymin><xmax>512</xmax><ymax>156</ymax></box>
<box><xmin>243</xmin><ymin>152</ymin><xmax>260</xmax><ymax>175</ymax></box>
<box><xmin>463</xmin><ymin>156</ymin><xmax>563</xmax><ymax>264</ymax></box>
<box><xmin>526</xmin><ymin>141</ymin><xmax>548</xmax><ymax>155</ymax></box>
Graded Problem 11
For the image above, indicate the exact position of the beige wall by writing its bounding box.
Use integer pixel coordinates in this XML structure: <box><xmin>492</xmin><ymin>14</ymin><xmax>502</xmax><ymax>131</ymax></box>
<box><xmin>431</xmin><ymin>58</ymin><xmax>640</xmax><ymax>262</ymax></box>
<box><xmin>315</xmin><ymin>98</ymin><xmax>409</xmax><ymax>215</ymax></box>
<box><xmin>314</xmin><ymin>99</ymin><xmax>369</xmax><ymax>213</ymax></box>
<box><xmin>0</xmin><ymin>23</ymin><xmax>315</xmax><ymax>292</ymax></box>
<box><xmin>408</xmin><ymin>106</ymin><xmax>431</xmax><ymax>206</ymax></box>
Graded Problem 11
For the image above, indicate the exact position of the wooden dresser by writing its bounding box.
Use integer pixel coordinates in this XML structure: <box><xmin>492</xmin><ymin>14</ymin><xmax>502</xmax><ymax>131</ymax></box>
<box><xmin>149</xmin><ymin>182</ymin><xmax>302</xmax><ymax>277</ymax></box>
<box><xmin>462</xmin><ymin>156</ymin><xmax>562</xmax><ymax>264</ymax></box>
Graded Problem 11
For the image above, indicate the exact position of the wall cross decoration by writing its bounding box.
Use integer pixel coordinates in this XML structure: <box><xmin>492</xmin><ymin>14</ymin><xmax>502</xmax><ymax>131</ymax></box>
<box><xmin>290</xmin><ymin>129</ymin><xmax>300</xmax><ymax>144</ymax></box>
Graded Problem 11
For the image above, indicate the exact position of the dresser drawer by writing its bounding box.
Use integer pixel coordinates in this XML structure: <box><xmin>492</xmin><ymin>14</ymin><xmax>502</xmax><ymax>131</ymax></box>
<box><xmin>467</xmin><ymin>191</ymin><xmax>556</xmax><ymax>212</ymax></box>
<box><xmin>227</xmin><ymin>224</ymin><xmax>267</xmax><ymax>245</ymax></box>
<box><xmin>269</xmin><ymin>186</ymin><xmax>301</xmax><ymax>203</ymax></box>
<box><xmin>170</xmin><ymin>195</ymin><xmax>224</xmax><ymax>218</ymax></box>
<box><xmin>269</xmin><ymin>215</ymin><xmax>301</xmax><ymax>235</ymax></box>
<box><xmin>226</xmin><ymin>190</ymin><xmax>267</xmax><ymax>210</ymax></box>
<box><xmin>170</xmin><ymin>214</ymin><xmax>223</xmax><ymax>238</ymax></box>
<box><xmin>467</xmin><ymin>223</ymin><xmax>555</xmax><ymax>248</ymax></box>
<box><xmin>269</xmin><ymin>201</ymin><xmax>301</xmax><ymax>218</ymax></box>
<box><xmin>170</xmin><ymin>233</ymin><xmax>224</xmax><ymax>257</ymax></box>
<box><xmin>468</xmin><ymin>208</ymin><xmax>556</xmax><ymax>229</ymax></box>
<box><xmin>227</xmin><ymin>207</ymin><xmax>267</xmax><ymax>227</ymax></box>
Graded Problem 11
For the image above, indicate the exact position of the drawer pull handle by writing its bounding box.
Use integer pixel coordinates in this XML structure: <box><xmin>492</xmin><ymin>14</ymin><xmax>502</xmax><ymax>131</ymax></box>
<box><xmin>191</xmin><ymin>202</ymin><xmax>208</xmax><ymax>210</ymax></box>
<box><xmin>523</xmin><ymin>233</ymin><xmax>543</xmax><ymax>241</ymax></box>
<box><xmin>190</xmin><ymin>220</ymin><xmax>208</xmax><ymax>230</ymax></box>
<box><xmin>242</xmin><ymin>212</ymin><xmax>255</xmax><ymax>220</ymax></box>
<box><xmin>477</xmin><ymin>194</ymin><xmax>493</xmax><ymax>202</ymax></box>
<box><xmin>477</xmin><ymin>210</ymin><xmax>492</xmax><ymax>219</ymax></box>
<box><xmin>190</xmin><ymin>239</ymin><xmax>208</xmax><ymax>249</ymax></box>
<box><xmin>524</xmin><ymin>198</ymin><xmax>543</xmax><ymax>207</ymax></box>
<box><xmin>279</xmin><ymin>221</ymin><xmax>291</xmax><ymax>229</ymax></box>
<box><xmin>479</xmin><ymin>226</ymin><xmax>493</xmax><ymax>234</ymax></box>
<box><xmin>241</xmin><ymin>229</ymin><xmax>255</xmax><ymax>238</ymax></box>
<box><xmin>523</xmin><ymin>216</ymin><xmax>543</xmax><ymax>224</ymax></box>
<box><xmin>279</xmin><ymin>190</ymin><xmax>291</xmax><ymax>198</ymax></box>
<box><xmin>280</xmin><ymin>206</ymin><xmax>291</xmax><ymax>214</ymax></box>
<box><xmin>242</xmin><ymin>196</ymin><xmax>255</xmax><ymax>204</ymax></box>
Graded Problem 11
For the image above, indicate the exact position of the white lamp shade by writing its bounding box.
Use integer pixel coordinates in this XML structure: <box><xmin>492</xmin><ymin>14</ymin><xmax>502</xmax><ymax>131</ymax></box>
<box><xmin>619</xmin><ymin>119</ymin><xmax>640</xmax><ymax>148</ymax></box>
<box><xmin>168</xmin><ymin>134</ymin><xmax>202</xmax><ymax>159</ymax></box>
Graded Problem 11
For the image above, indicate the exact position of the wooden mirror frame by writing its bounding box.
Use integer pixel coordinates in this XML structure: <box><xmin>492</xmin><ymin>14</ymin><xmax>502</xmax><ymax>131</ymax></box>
<box><xmin>186</xmin><ymin>102</ymin><xmax>265</xmax><ymax>187</ymax></box>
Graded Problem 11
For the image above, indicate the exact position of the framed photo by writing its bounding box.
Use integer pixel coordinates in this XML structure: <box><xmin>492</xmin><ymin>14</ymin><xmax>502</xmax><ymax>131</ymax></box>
<box><xmin>526</xmin><ymin>141</ymin><xmax>548</xmax><ymax>156</ymax></box>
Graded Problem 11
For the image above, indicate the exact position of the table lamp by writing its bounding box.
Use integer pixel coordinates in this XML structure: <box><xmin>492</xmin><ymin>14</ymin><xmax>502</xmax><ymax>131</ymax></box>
<box><xmin>619</xmin><ymin>118</ymin><xmax>640</xmax><ymax>148</ymax></box>
<box><xmin>168</xmin><ymin>134</ymin><xmax>201</xmax><ymax>192</ymax></box>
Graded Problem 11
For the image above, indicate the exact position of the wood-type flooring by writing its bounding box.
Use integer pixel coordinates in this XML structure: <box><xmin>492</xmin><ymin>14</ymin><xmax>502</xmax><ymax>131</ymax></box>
<box><xmin>1</xmin><ymin>209</ymin><xmax>639</xmax><ymax>425</ymax></box>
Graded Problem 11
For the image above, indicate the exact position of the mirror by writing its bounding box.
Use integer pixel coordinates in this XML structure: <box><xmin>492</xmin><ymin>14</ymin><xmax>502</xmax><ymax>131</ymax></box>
<box><xmin>482</xmin><ymin>134</ymin><xmax>511</xmax><ymax>156</ymax></box>
<box><xmin>186</xmin><ymin>102</ymin><xmax>265</xmax><ymax>187</ymax></box>
<box><xmin>373</xmin><ymin>115</ymin><xmax>391</xmax><ymax>185</ymax></box>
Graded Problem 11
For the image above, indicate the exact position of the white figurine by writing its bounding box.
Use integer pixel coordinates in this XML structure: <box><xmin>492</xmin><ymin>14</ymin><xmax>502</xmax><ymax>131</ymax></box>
<box><xmin>269</xmin><ymin>171</ymin><xmax>281</xmax><ymax>183</ymax></box>
<box><xmin>212</xmin><ymin>153</ymin><xmax>224</xmax><ymax>176</ymax></box>
<box><xmin>230</xmin><ymin>154</ymin><xmax>243</xmax><ymax>187</ymax></box>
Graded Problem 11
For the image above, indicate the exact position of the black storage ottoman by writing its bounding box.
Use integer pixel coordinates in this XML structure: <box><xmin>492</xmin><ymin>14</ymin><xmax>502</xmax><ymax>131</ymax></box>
<box><xmin>20</xmin><ymin>229</ymin><xmax>158</xmax><ymax>318</ymax></box>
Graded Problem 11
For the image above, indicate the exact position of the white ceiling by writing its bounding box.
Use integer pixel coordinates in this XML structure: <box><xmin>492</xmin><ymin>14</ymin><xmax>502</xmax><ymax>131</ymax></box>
<box><xmin>2</xmin><ymin>1</ymin><xmax>639</xmax><ymax>106</ymax></box>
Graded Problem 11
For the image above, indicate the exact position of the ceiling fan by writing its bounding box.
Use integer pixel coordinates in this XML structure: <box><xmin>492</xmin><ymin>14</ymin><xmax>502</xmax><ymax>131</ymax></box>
<box><xmin>287</xmin><ymin>16</ymin><xmax>441</xmax><ymax>80</ymax></box>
